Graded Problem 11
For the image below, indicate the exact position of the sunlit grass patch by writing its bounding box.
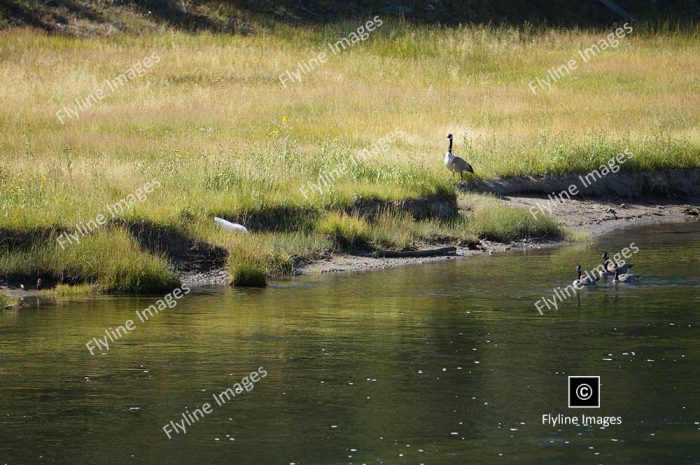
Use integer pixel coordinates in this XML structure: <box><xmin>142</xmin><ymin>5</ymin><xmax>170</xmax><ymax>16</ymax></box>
<box><xmin>0</xmin><ymin>229</ymin><xmax>179</xmax><ymax>293</ymax></box>
<box><xmin>318</xmin><ymin>212</ymin><xmax>371</xmax><ymax>249</ymax></box>
<box><xmin>463</xmin><ymin>194</ymin><xmax>563</xmax><ymax>242</ymax></box>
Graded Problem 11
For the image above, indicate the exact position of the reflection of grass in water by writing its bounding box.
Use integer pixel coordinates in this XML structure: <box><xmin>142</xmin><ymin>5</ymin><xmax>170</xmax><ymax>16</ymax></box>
<box><xmin>0</xmin><ymin>294</ymin><xmax>15</xmax><ymax>309</ymax></box>
<box><xmin>1</xmin><ymin>23</ymin><xmax>695</xmax><ymax>289</ymax></box>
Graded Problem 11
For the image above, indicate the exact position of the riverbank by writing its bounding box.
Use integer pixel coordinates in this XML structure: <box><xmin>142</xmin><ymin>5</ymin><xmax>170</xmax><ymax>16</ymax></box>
<box><xmin>300</xmin><ymin>194</ymin><xmax>700</xmax><ymax>274</ymax></box>
<box><xmin>3</xmin><ymin>192</ymin><xmax>697</xmax><ymax>303</ymax></box>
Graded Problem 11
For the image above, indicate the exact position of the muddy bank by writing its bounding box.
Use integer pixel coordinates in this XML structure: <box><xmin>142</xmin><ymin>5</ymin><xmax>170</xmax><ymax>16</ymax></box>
<box><xmin>462</xmin><ymin>168</ymin><xmax>700</xmax><ymax>198</ymax></box>
<box><xmin>300</xmin><ymin>196</ymin><xmax>700</xmax><ymax>274</ymax></box>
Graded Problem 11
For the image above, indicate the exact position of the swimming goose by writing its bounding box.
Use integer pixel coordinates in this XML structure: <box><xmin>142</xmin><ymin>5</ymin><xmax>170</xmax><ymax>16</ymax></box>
<box><xmin>444</xmin><ymin>134</ymin><xmax>474</xmax><ymax>181</ymax></box>
<box><xmin>613</xmin><ymin>268</ymin><xmax>639</xmax><ymax>284</ymax></box>
<box><xmin>600</xmin><ymin>251</ymin><xmax>633</xmax><ymax>276</ymax></box>
<box><xmin>573</xmin><ymin>264</ymin><xmax>599</xmax><ymax>287</ymax></box>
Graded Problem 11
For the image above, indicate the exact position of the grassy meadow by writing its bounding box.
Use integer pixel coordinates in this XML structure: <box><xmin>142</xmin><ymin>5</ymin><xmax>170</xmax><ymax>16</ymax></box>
<box><xmin>1</xmin><ymin>21</ymin><xmax>699</xmax><ymax>290</ymax></box>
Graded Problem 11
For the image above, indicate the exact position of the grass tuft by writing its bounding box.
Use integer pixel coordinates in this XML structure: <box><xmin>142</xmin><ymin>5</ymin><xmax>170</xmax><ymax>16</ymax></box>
<box><xmin>318</xmin><ymin>212</ymin><xmax>371</xmax><ymax>249</ymax></box>
<box><xmin>464</xmin><ymin>194</ymin><xmax>563</xmax><ymax>242</ymax></box>
<box><xmin>229</xmin><ymin>251</ymin><xmax>267</xmax><ymax>287</ymax></box>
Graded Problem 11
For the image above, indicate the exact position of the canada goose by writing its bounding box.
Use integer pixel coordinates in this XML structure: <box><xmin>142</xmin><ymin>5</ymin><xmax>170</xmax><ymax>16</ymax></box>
<box><xmin>613</xmin><ymin>268</ymin><xmax>639</xmax><ymax>284</ymax></box>
<box><xmin>36</xmin><ymin>278</ymin><xmax>43</xmax><ymax>290</ymax></box>
<box><xmin>601</xmin><ymin>251</ymin><xmax>633</xmax><ymax>274</ymax></box>
<box><xmin>598</xmin><ymin>252</ymin><xmax>615</xmax><ymax>278</ymax></box>
<box><xmin>444</xmin><ymin>134</ymin><xmax>474</xmax><ymax>181</ymax></box>
<box><xmin>573</xmin><ymin>264</ymin><xmax>598</xmax><ymax>287</ymax></box>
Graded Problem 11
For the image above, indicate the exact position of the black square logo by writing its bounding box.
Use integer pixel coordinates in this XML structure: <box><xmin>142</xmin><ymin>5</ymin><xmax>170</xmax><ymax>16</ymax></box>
<box><xmin>568</xmin><ymin>376</ymin><xmax>600</xmax><ymax>408</ymax></box>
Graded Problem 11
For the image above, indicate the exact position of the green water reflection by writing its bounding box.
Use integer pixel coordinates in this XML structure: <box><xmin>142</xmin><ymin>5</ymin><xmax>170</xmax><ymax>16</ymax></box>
<box><xmin>1</xmin><ymin>220</ymin><xmax>699</xmax><ymax>464</ymax></box>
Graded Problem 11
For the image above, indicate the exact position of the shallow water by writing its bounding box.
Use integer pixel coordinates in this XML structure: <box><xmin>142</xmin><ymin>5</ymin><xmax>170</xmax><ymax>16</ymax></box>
<box><xmin>1</xmin><ymin>220</ymin><xmax>699</xmax><ymax>465</ymax></box>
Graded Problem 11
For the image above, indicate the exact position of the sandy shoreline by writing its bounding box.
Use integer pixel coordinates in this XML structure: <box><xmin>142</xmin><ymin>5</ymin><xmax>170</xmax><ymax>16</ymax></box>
<box><xmin>298</xmin><ymin>196</ymin><xmax>700</xmax><ymax>274</ymax></box>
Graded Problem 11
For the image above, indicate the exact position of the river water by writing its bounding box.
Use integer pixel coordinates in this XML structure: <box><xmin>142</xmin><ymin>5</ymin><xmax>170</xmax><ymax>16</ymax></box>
<box><xmin>1</xmin><ymin>220</ymin><xmax>699</xmax><ymax>465</ymax></box>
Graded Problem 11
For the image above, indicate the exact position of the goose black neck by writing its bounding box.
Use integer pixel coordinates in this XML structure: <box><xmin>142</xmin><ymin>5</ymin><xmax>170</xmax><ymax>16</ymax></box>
<box><xmin>448</xmin><ymin>138</ymin><xmax>453</xmax><ymax>153</ymax></box>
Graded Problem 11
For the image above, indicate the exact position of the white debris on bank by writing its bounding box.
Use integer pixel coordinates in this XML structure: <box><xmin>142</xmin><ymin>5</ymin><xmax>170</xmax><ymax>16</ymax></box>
<box><xmin>214</xmin><ymin>217</ymin><xmax>248</xmax><ymax>233</ymax></box>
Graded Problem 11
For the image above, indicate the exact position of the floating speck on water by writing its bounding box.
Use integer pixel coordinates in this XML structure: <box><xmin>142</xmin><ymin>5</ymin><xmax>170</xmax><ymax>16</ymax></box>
<box><xmin>331</xmin><ymin>425</ymin><xmax>338</xmax><ymax>429</ymax></box>
<box><xmin>418</xmin><ymin>370</ymin><xmax>423</xmax><ymax>374</ymax></box>
<box><xmin>214</xmin><ymin>438</ymin><xmax>220</xmax><ymax>441</ymax></box>
<box><xmin>442</xmin><ymin>368</ymin><xmax>447</xmax><ymax>372</ymax></box>
<box><xmin>457</xmin><ymin>366</ymin><xmax>463</xmax><ymax>370</ymax></box>
<box><xmin>474</xmin><ymin>361</ymin><xmax>480</xmax><ymax>364</ymax></box>
<box><xmin>603</xmin><ymin>358</ymin><xmax>613</xmax><ymax>361</ymax></box>
<box><xmin>647</xmin><ymin>359</ymin><xmax>655</xmax><ymax>362</ymax></box>
<box><xmin>510</xmin><ymin>428</ymin><xmax>518</xmax><ymax>431</ymax></box>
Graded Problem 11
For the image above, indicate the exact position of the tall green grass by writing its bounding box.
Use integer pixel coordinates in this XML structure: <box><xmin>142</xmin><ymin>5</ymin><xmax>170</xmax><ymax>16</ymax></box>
<box><xmin>0</xmin><ymin>229</ymin><xmax>179</xmax><ymax>293</ymax></box>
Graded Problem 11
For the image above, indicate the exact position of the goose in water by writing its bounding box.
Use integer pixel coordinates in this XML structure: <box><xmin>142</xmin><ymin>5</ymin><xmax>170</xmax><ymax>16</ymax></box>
<box><xmin>613</xmin><ymin>268</ymin><xmax>639</xmax><ymax>284</ymax></box>
<box><xmin>599</xmin><ymin>251</ymin><xmax>633</xmax><ymax>278</ymax></box>
<box><xmin>573</xmin><ymin>264</ymin><xmax>598</xmax><ymax>287</ymax></box>
<box><xmin>598</xmin><ymin>252</ymin><xmax>615</xmax><ymax>278</ymax></box>
<box><xmin>444</xmin><ymin>134</ymin><xmax>474</xmax><ymax>181</ymax></box>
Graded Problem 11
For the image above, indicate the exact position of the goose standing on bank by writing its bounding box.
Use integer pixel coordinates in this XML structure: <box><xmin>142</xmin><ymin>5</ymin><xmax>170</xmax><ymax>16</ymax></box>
<box><xmin>573</xmin><ymin>265</ymin><xmax>599</xmax><ymax>287</ymax></box>
<box><xmin>444</xmin><ymin>134</ymin><xmax>474</xmax><ymax>181</ymax></box>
